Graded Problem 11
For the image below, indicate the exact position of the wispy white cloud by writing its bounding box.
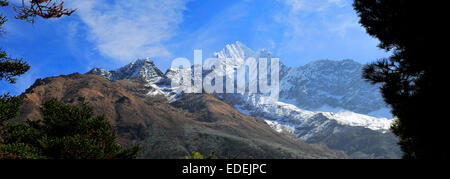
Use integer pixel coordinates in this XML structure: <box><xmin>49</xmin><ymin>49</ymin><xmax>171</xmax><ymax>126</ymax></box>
<box><xmin>281</xmin><ymin>0</ymin><xmax>346</xmax><ymax>14</ymax></box>
<box><xmin>275</xmin><ymin>0</ymin><xmax>353</xmax><ymax>37</ymax></box>
<box><xmin>166</xmin><ymin>1</ymin><xmax>251</xmax><ymax>59</ymax></box>
<box><xmin>12</xmin><ymin>66</ymin><xmax>40</xmax><ymax>94</ymax></box>
<box><xmin>67</xmin><ymin>0</ymin><xmax>188</xmax><ymax>63</ymax></box>
<box><xmin>273</xmin><ymin>0</ymin><xmax>383</xmax><ymax>63</ymax></box>
<box><xmin>325</xmin><ymin>13</ymin><xmax>363</xmax><ymax>37</ymax></box>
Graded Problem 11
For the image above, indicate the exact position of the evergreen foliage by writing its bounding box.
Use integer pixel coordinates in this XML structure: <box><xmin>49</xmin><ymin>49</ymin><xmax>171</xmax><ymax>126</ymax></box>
<box><xmin>354</xmin><ymin>0</ymin><xmax>447</xmax><ymax>159</ymax></box>
<box><xmin>183</xmin><ymin>151</ymin><xmax>217</xmax><ymax>159</ymax></box>
<box><xmin>1</xmin><ymin>99</ymin><xmax>140</xmax><ymax>159</ymax></box>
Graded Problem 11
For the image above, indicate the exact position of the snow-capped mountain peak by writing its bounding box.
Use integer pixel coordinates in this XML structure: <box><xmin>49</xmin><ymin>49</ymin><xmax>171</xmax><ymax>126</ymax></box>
<box><xmin>88</xmin><ymin>58</ymin><xmax>165</xmax><ymax>83</ymax></box>
<box><xmin>214</xmin><ymin>41</ymin><xmax>275</xmax><ymax>60</ymax></box>
<box><xmin>214</xmin><ymin>41</ymin><xmax>255</xmax><ymax>60</ymax></box>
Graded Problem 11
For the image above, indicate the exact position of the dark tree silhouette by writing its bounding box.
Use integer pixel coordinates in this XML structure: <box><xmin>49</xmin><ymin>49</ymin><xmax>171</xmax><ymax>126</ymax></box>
<box><xmin>13</xmin><ymin>0</ymin><xmax>76</xmax><ymax>23</ymax></box>
<box><xmin>1</xmin><ymin>1</ymin><xmax>30</xmax><ymax>131</ymax></box>
<box><xmin>354</xmin><ymin>0</ymin><xmax>447</xmax><ymax>159</ymax></box>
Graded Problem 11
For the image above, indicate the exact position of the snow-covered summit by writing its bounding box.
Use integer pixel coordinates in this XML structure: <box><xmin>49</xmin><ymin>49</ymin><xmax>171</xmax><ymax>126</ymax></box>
<box><xmin>88</xmin><ymin>58</ymin><xmax>165</xmax><ymax>83</ymax></box>
<box><xmin>214</xmin><ymin>41</ymin><xmax>255</xmax><ymax>60</ymax></box>
<box><xmin>279</xmin><ymin>59</ymin><xmax>391</xmax><ymax>118</ymax></box>
<box><xmin>213</xmin><ymin>41</ymin><xmax>274</xmax><ymax>68</ymax></box>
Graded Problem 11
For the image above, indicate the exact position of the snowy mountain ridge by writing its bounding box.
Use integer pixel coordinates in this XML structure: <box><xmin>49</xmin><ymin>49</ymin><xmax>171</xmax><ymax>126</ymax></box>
<box><xmin>89</xmin><ymin>58</ymin><xmax>165</xmax><ymax>83</ymax></box>
<box><xmin>87</xmin><ymin>41</ymin><xmax>392</xmax><ymax>132</ymax></box>
<box><xmin>87</xmin><ymin>41</ymin><xmax>400</xmax><ymax>158</ymax></box>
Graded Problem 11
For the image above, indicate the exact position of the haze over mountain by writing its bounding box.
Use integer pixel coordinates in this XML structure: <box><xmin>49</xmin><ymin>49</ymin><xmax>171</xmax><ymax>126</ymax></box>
<box><xmin>86</xmin><ymin>41</ymin><xmax>401</xmax><ymax>158</ymax></box>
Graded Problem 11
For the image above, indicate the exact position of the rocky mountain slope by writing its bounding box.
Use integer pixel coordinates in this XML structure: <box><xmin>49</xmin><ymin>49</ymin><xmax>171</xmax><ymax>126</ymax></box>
<box><xmin>280</xmin><ymin>59</ymin><xmax>391</xmax><ymax>118</ymax></box>
<box><xmin>16</xmin><ymin>73</ymin><xmax>346</xmax><ymax>159</ymax></box>
<box><xmin>214</xmin><ymin>42</ymin><xmax>400</xmax><ymax>158</ymax></box>
<box><xmin>86</xmin><ymin>42</ymin><xmax>401</xmax><ymax>158</ymax></box>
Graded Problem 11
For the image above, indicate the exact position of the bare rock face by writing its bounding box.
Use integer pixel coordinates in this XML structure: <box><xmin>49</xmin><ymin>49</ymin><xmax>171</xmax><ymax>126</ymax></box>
<box><xmin>17</xmin><ymin>73</ymin><xmax>346</xmax><ymax>159</ymax></box>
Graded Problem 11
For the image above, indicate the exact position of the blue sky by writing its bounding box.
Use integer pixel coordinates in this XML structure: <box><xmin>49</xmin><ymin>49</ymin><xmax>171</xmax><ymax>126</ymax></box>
<box><xmin>1</xmin><ymin>0</ymin><xmax>389</xmax><ymax>95</ymax></box>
